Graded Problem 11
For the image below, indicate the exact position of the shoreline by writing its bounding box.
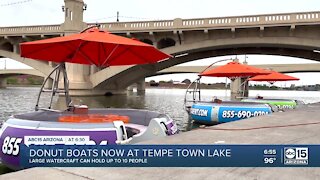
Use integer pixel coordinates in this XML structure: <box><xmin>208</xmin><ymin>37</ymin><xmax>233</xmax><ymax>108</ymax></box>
<box><xmin>0</xmin><ymin>85</ymin><xmax>317</xmax><ymax>92</ymax></box>
<box><xmin>144</xmin><ymin>85</ymin><xmax>314</xmax><ymax>91</ymax></box>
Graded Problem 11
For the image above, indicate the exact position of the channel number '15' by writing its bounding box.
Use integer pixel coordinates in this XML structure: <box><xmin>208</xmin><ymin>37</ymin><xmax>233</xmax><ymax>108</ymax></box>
<box><xmin>2</xmin><ymin>136</ymin><xmax>23</xmax><ymax>156</ymax></box>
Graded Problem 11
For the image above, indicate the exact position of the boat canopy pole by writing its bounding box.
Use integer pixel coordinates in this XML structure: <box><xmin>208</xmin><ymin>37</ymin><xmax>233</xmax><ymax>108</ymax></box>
<box><xmin>184</xmin><ymin>76</ymin><xmax>201</xmax><ymax>110</ymax></box>
<box><xmin>184</xmin><ymin>58</ymin><xmax>234</xmax><ymax>109</ymax></box>
<box><xmin>34</xmin><ymin>25</ymin><xmax>102</xmax><ymax>112</ymax></box>
<box><xmin>238</xmin><ymin>77</ymin><xmax>250</xmax><ymax>98</ymax></box>
<box><xmin>80</xmin><ymin>24</ymin><xmax>101</xmax><ymax>33</ymax></box>
<box><xmin>198</xmin><ymin>58</ymin><xmax>233</xmax><ymax>75</ymax></box>
<box><xmin>35</xmin><ymin>62</ymin><xmax>72</xmax><ymax>111</ymax></box>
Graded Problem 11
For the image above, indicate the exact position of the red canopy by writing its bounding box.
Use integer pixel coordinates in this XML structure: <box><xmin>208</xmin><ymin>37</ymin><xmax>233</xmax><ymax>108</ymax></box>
<box><xmin>20</xmin><ymin>28</ymin><xmax>171</xmax><ymax>67</ymax></box>
<box><xmin>249</xmin><ymin>70</ymin><xmax>300</xmax><ymax>82</ymax></box>
<box><xmin>199</xmin><ymin>61</ymin><xmax>271</xmax><ymax>78</ymax></box>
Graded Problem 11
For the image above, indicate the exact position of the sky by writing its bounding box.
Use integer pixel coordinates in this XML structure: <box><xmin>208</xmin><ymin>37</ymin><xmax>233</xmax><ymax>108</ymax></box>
<box><xmin>0</xmin><ymin>0</ymin><xmax>320</xmax><ymax>86</ymax></box>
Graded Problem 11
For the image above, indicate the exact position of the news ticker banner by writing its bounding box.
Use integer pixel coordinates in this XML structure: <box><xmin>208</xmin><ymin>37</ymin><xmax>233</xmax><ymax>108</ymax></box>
<box><xmin>16</xmin><ymin>145</ymin><xmax>320</xmax><ymax>168</ymax></box>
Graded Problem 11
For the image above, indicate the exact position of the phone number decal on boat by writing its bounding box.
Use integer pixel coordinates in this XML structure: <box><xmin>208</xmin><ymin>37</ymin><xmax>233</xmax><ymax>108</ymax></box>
<box><xmin>218</xmin><ymin>107</ymin><xmax>272</xmax><ymax>122</ymax></box>
<box><xmin>275</xmin><ymin>104</ymin><xmax>295</xmax><ymax>109</ymax></box>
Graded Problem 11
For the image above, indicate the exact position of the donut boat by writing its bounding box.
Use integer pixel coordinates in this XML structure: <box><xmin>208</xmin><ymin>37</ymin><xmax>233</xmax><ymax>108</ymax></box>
<box><xmin>241</xmin><ymin>98</ymin><xmax>304</xmax><ymax>110</ymax></box>
<box><xmin>0</xmin><ymin>25</ymin><xmax>179</xmax><ymax>170</ymax></box>
<box><xmin>0</xmin><ymin>108</ymin><xmax>178</xmax><ymax>169</ymax></box>
<box><xmin>188</xmin><ymin>101</ymin><xmax>274</xmax><ymax>125</ymax></box>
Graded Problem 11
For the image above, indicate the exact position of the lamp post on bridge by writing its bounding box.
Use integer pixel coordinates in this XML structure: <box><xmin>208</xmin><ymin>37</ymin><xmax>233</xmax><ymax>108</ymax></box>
<box><xmin>244</xmin><ymin>55</ymin><xmax>248</xmax><ymax>64</ymax></box>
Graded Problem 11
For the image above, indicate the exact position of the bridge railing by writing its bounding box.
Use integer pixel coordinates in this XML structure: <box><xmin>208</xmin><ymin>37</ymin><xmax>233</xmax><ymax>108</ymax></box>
<box><xmin>0</xmin><ymin>24</ymin><xmax>62</xmax><ymax>36</ymax></box>
<box><xmin>0</xmin><ymin>11</ymin><xmax>320</xmax><ymax>35</ymax></box>
<box><xmin>96</xmin><ymin>20</ymin><xmax>175</xmax><ymax>30</ymax></box>
<box><xmin>91</xmin><ymin>11</ymin><xmax>320</xmax><ymax>31</ymax></box>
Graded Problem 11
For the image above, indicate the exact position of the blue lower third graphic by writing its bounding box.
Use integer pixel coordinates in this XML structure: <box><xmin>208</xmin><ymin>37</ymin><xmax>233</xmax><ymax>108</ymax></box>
<box><xmin>15</xmin><ymin>145</ymin><xmax>320</xmax><ymax>168</ymax></box>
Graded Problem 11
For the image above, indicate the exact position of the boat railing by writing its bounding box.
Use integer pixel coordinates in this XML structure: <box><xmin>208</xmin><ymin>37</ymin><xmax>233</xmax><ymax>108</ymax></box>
<box><xmin>184</xmin><ymin>77</ymin><xmax>202</xmax><ymax>110</ymax></box>
<box><xmin>37</xmin><ymin>108</ymin><xmax>65</xmax><ymax>113</ymax></box>
<box><xmin>184</xmin><ymin>58</ymin><xmax>236</xmax><ymax>111</ymax></box>
<box><xmin>35</xmin><ymin>62</ymin><xmax>72</xmax><ymax>112</ymax></box>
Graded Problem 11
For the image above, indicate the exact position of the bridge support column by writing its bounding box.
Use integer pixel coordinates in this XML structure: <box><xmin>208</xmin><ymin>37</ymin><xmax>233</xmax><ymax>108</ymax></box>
<box><xmin>230</xmin><ymin>78</ymin><xmax>241</xmax><ymax>101</ymax></box>
<box><xmin>136</xmin><ymin>79</ymin><xmax>145</xmax><ymax>92</ymax></box>
<box><xmin>66</xmin><ymin>63</ymin><xmax>94</xmax><ymax>96</ymax></box>
<box><xmin>0</xmin><ymin>77</ymin><xmax>7</xmax><ymax>88</ymax></box>
<box><xmin>13</xmin><ymin>44</ymin><xmax>20</xmax><ymax>54</ymax></box>
<box><xmin>44</xmin><ymin>78</ymin><xmax>53</xmax><ymax>89</ymax></box>
<box><xmin>90</xmin><ymin>65</ymin><xmax>99</xmax><ymax>75</ymax></box>
<box><xmin>242</xmin><ymin>77</ymin><xmax>249</xmax><ymax>98</ymax></box>
<box><xmin>127</xmin><ymin>85</ymin><xmax>134</xmax><ymax>91</ymax></box>
<box><xmin>230</xmin><ymin>77</ymin><xmax>249</xmax><ymax>100</ymax></box>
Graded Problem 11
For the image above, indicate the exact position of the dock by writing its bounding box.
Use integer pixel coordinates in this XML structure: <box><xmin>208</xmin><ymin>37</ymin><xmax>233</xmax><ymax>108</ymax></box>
<box><xmin>2</xmin><ymin>103</ymin><xmax>320</xmax><ymax>180</ymax></box>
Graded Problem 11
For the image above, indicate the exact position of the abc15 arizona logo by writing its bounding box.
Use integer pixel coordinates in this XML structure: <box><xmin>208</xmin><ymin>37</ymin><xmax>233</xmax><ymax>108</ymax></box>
<box><xmin>284</xmin><ymin>147</ymin><xmax>308</xmax><ymax>165</ymax></box>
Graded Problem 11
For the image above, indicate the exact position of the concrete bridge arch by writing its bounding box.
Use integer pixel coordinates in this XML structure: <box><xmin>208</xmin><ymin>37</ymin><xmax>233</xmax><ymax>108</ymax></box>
<box><xmin>0</xmin><ymin>69</ymin><xmax>46</xmax><ymax>88</ymax></box>
<box><xmin>0</xmin><ymin>50</ymin><xmax>53</xmax><ymax>77</ymax></box>
<box><xmin>0</xmin><ymin>69</ymin><xmax>45</xmax><ymax>77</ymax></box>
<box><xmin>91</xmin><ymin>36</ymin><xmax>320</xmax><ymax>91</ymax></box>
<box><xmin>155</xmin><ymin>63</ymin><xmax>320</xmax><ymax>77</ymax></box>
<box><xmin>1</xmin><ymin>6</ymin><xmax>320</xmax><ymax>95</ymax></box>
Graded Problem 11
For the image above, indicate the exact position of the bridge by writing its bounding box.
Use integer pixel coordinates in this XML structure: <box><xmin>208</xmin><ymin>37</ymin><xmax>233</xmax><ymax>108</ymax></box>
<box><xmin>1</xmin><ymin>0</ymin><xmax>320</xmax><ymax>96</ymax></box>
<box><xmin>0</xmin><ymin>63</ymin><xmax>317</xmax><ymax>84</ymax></box>
<box><xmin>0</xmin><ymin>69</ymin><xmax>45</xmax><ymax>88</ymax></box>
<box><xmin>157</xmin><ymin>63</ymin><xmax>320</xmax><ymax>75</ymax></box>
<box><xmin>0</xmin><ymin>69</ymin><xmax>44</xmax><ymax>77</ymax></box>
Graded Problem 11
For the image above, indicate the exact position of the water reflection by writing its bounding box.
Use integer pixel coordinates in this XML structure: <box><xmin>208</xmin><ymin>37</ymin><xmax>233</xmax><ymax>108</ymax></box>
<box><xmin>55</xmin><ymin>93</ymin><xmax>147</xmax><ymax>110</ymax></box>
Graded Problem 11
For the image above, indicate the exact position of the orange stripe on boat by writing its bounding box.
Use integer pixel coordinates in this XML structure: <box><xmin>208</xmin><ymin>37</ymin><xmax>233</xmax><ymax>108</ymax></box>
<box><xmin>58</xmin><ymin>114</ymin><xmax>130</xmax><ymax>123</ymax></box>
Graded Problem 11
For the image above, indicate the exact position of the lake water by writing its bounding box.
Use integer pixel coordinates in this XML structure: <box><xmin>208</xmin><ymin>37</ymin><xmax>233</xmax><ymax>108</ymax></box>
<box><xmin>0</xmin><ymin>87</ymin><xmax>320</xmax><ymax>130</ymax></box>
<box><xmin>0</xmin><ymin>87</ymin><xmax>320</xmax><ymax>173</ymax></box>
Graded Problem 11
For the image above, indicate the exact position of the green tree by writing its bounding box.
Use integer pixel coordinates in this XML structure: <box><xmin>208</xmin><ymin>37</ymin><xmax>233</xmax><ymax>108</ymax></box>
<box><xmin>7</xmin><ymin>77</ymin><xmax>17</xmax><ymax>84</ymax></box>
